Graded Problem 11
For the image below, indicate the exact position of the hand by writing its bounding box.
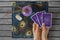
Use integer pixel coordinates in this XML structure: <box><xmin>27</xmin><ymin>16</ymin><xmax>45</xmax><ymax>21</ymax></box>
<box><xmin>33</xmin><ymin>23</ymin><xmax>42</xmax><ymax>40</ymax></box>
<box><xmin>42</xmin><ymin>23</ymin><xmax>49</xmax><ymax>40</ymax></box>
<box><xmin>33</xmin><ymin>23</ymin><xmax>49</xmax><ymax>40</ymax></box>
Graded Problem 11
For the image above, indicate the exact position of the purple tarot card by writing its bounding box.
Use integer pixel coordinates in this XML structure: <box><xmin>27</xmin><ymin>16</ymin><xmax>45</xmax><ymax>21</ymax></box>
<box><xmin>43</xmin><ymin>13</ymin><xmax>52</xmax><ymax>27</ymax></box>
<box><xmin>36</xmin><ymin>12</ymin><xmax>43</xmax><ymax>27</ymax></box>
<box><xmin>31</xmin><ymin>14</ymin><xmax>39</xmax><ymax>26</ymax></box>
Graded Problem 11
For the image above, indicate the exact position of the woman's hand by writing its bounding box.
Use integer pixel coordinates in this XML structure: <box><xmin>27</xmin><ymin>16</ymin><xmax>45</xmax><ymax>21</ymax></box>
<box><xmin>33</xmin><ymin>23</ymin><xmax>42</xmax><ymax>40</ymax></box>
<box><xmin>42</xmin><ymin>23</ymin><xmax>49</xmax><ymax>40</ymax></box>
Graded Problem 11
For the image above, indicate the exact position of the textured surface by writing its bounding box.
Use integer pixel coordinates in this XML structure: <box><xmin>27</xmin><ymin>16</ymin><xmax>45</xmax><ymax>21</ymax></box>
<box><xmin>0</xmin><ymin>0</ymin><xmax>60</xmax><ymax>40</ymax></box>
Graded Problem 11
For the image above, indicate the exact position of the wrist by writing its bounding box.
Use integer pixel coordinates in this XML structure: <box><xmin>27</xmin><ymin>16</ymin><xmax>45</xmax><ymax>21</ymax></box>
<box><xmin>42</xmin><ymin>36</ymin><xmax>48</xmax><ymax>40</ymax></box>
<box><xmin>34</xmin><ymin>37</ymin><xmax>41</xmax><ymax>40</ymax></box>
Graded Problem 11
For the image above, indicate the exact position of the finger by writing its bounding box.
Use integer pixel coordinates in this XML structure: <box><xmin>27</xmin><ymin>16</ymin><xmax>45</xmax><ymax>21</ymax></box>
<box><xmin>33</xmin><ymin>23</ymin><xmax>36</xmax><ymax>32</ymax></box>
<box><xmin>46</xmin><ymin>27</ymin><xmax>49</xmax><ymax>34</ymax></box>
<box><xmin>42</xmin><ymin>23</ymin><xmax>45</xmax><ymax>27</ymax></box>
<box><xmin>42</xmin><ymin>23</ymin><xmax>46</xmax><ymax>30</ymax></box>
<box><xmin>36</xmin><ymin>23</ymin><xmax>39</xmax><ymax>31</ymax></box>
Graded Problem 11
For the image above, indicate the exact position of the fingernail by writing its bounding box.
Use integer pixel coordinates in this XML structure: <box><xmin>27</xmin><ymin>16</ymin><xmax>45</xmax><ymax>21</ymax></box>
<box><xmin>42</xmin><ymin>23</ymin><xmax>45</xmax><ymax>26</ymax></box>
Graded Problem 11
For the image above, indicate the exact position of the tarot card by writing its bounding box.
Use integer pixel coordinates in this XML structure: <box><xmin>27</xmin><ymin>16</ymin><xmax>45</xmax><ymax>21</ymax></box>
<box><xmin>35</xmin><ymin>12</ymin><xmax>43</xmax><ymax>27</ymax></box>
<box><xmin>43</xmin><ymin>13</ymin><xmax>52</xmax><ymax>27</ymax></box>
<box><xmin>31</xmin><ymin>14</ymin><xmax>39</xmax><ymax>26</ymax></box>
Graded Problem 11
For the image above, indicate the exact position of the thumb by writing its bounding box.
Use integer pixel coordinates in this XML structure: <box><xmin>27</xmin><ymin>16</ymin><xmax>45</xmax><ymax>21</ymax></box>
<box><xmin>42</xmin><ymin>23</ymin><xmax>46</xmax><ymax>30</ymax></box>
<box><xmin>33</xmin><ymin>23</ymin><xmax>36</xmax><ymax>32</ymax></box>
